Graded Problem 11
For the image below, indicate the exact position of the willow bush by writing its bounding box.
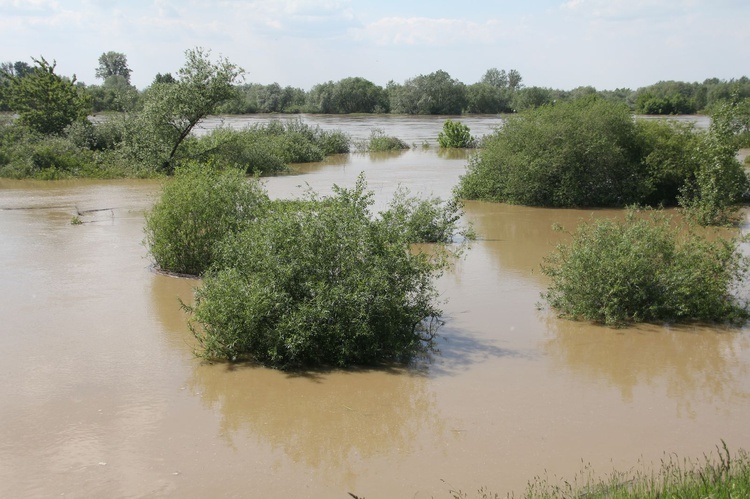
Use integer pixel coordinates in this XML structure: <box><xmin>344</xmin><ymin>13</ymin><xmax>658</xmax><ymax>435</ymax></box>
<box><xmin>458</xmin><ymin>97</ymin><xmax>646</xmax><ymax>207</ymax></box>
<box><xmin>354</xmin><ymin>128</ymin><xmax>409</xmax><ymax>152</ymax></box>
<box><xmin>144</xmin><ymin>162</ymin><xmax>267</xmax><ymax>276</ymax></box>
<box><xmin>456</xmin><ymin>96</ymin><xmax>749</xmax><ymax>225</ymax></box>
<box><xmin>437</xmin><ymin>119</ymin><xmax>476</xmax><ymax>148</ymax></box>
<box><xmin>187</xmin><ymin>175</ymin><xmax>463</xmax><ymax>368</ymax></box>
<box><xmin>541</xmin><ymin>210</ymin><xmax>750</xmax><ymax>326</ymax></box>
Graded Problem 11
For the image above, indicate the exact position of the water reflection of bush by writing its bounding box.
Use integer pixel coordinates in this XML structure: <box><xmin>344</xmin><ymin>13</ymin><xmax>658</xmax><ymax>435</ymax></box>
<box><xmin>463</xmin><ymin>202</ymin><xmax>624</xmax><ymax>284</ymax></box>
<box><xmin>188</xmin><ymin>364</ymin><xmax>448</xmax><ymax>476</ymax></box>
<box><xmin>543</xmin><ymin>315</ymin><xmax>750</xmax><ymax>417</ymax></box>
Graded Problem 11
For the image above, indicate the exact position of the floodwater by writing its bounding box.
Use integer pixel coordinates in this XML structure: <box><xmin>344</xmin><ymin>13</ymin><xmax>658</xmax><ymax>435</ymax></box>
<box><xmin>1</xmin><ymin>114</ymin><xmax>748</xmax><ymax>498</ymax></box>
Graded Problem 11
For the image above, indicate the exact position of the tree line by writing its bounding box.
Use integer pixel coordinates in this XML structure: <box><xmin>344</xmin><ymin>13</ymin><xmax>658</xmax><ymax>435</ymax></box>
<box><xmin>2</xmin><ymin>51</ymin><xmax>749</xmax><ymax>116</ymax></box>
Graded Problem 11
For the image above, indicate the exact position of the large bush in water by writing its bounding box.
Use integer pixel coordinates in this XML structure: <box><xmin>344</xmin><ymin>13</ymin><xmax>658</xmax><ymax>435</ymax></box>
<box><xmin>541</xmin><ymin>210</ymin><xmax>750</xmax><ymax>326</ymax></box>
<box><xmin>187</xmin><ymin>176</ymin><xmax>455</xmax><ymax>368</ymax></box>
<box><xmin>144</xmin><ymin>163</ymin><xmax>267</xmax><ymax>276</ymax></box>
<box><xmin>457</xmin><ymin>97</ymin><xmax>647</xmax><ymax>207</ymax></box>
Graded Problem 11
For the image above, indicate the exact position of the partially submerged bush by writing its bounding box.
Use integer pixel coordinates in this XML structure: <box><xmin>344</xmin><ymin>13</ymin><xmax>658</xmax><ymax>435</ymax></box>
<box><xmin>380</xmin><ymin>187</ymin><xmax>473</xmax><ymax>243</ymax></box>
<box><xmin>541</xmin><ymin>209</ymin><xmax>750</xmax><ymax>326</ymax></box>
<box><xmin>437</xmin><ymin>119</ymin><xmax>476</xmax><ymax>148</ymax></box>
<box><xmin>458</xmin><ymin>97</ymin><xmax>646</xmax><ymax>207</ymax></box>
<box><xmin>144</xmin><ymin>162</ymin><xmax>267</xmax><ymax>276</ymax></box>
<box><xmin>187</xmin><ymin>175</ymin><xmax>459</xmax><ymax>368</ymax></box>
<box><xmin>457</xmin><ymin>96</ymin><xmax>749</xmax><ymax>225</ymax></box>
<box><xmin>182</xmin><ymin>119</ymin><xmax>350</xmax><ymax>175</ymax></box>
<box><xmin>354</xmin><ymin>128</ymin><xmax>410</xmax><ymax>152</ymax></box>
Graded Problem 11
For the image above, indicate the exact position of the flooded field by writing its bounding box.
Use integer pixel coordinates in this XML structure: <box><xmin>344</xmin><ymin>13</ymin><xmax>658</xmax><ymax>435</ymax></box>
<box><xmin>1</xmin><ymin>115</ymin><xmax>748</xmax><ymax>498</ymax></box>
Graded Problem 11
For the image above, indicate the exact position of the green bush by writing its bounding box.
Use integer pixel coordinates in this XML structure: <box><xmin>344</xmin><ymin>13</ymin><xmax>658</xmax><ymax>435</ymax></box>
<box><xmin>678</xmin><ymin>99</ymin><xmax>750</xmax><ymax>225</ymax></box>
<box><xmin>437</xmin><ymin>119</ymin><xmax>476</xmax><ymax>148</ymax></box>
<box><xmin>183</xmin><ymin>120</ymin><xmax>350</xmax><ymax>175</ymax></box>
<box><xmin>457</xmin><ymin>97</ymin><xmax>647</xmax><ymax>207</ymax></box>
<box><xmin>541</xmin><ymin>209</ymin><xmax>750</xmax><ymax>326</ymax></box>
<box><xmin>0</xmin><ymin>121</ymin><xmax>104</xmax><ymax>179</ymax></box>
<box><xmin>635</xmin><ymin>119</ymin><xmax>701</xmax><ymax>206</ymax></box>
<box><xmin>144</xmin><ymin>162</ymin><xmax>268</xmax><ymax>276</ymax></box>
<box><xmin>379</xmin><ymin>187</ymin><xmax>473</xmax><ymax>243</ymax></box>
<box><xmin>355</xmin><ymin>128</ymin><xmax>410</xmax><ymax>152</ymax></box>
<box><xmin>187</xmin><ymin>175</ymin><xmax>454</xmax><ymax>368</ymax></box>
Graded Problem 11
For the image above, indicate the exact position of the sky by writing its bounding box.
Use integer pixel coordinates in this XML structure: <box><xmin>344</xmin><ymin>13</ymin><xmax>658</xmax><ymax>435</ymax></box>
<box><xmin>1</xmin><ymin>0</ymin><xmax>748</xmax><ymax>91</ymax></box>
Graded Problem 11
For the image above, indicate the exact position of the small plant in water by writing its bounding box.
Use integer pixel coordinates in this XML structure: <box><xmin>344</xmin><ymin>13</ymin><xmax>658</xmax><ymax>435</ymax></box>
<box><xmin>438</xmin><ymin>119</ymin><xmax>476</xmax><ymax>148</ymax></box>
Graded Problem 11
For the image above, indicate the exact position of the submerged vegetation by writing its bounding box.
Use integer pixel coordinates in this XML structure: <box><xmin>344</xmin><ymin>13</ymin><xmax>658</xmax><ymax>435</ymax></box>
<box><xmin>457</xmin><ymin>95</ymin><xmax>749</xmax><ymax>225</ymax></box>
<box><xmin>541</xmin><ymin>209</ymin><xmax>750</xmax><ymax>326</ymax></box>
<box><xmin>438</xmin><ymin>119</ymin><xmax>477</xmax><ymax>149</ymax></box>
<box><xmin>0</xmin><ymin>50</ymin><xmax>351</xmax><ymax>179</ymax></box>
<box><xmin>354</xmin><ymin>128</ymin><xmax>410</xmax><ymax>152</ymax></box>
<box><xmin>145</xmin><ymin>166</ymin><xmax>469</xmax><ymax>368</ymax></box>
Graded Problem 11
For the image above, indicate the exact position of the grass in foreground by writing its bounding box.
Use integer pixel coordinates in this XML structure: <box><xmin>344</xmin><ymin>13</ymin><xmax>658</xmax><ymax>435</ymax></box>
<box><xmin>450</xmin><ymin>442</ymin><xmax>750</xmax><ymax>498</ymax></box>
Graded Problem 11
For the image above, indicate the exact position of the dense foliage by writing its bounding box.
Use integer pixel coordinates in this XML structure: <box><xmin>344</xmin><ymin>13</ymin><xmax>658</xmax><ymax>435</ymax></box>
<box><xmin>677</xmin><ymin>98</ymin><xmax>750</xmax><ymax>225</ymax></box>
<box><xmin>354</xmin><ymin>128</ymin><xmax>410</xmax><ymax>152</ymax></box>
<box><xmin>185</xmin><ymin>175</ymin><xmax>463</xmax><ymax>368</ymax></box>
<box><xmin>457</xmin><ymin>96</ymin><xmax>749</xmax><ymax>223</ymax></box>
<box><xmin>457</xmin><ymin>97</ymin><xmax>647</xmax><ymax>207</ymax></box>
<box><xmin>4</xmin><ymin>57</ymin><xmax>90</xmax><ymax>135</ymax></box>
<box><xmin>437</xmin><ymin>119</ymin><xmax>476</xmax><ymax>148</ymax></box>
<box><xmin>144</xmin><ymin>163</ymin><xmax>267</xmax><ymax>276</ymax></box>
<box><xmin>183</xmin><ymin>119</ymin><xmax>350</xmax><ymax>175</ymax></box>
<box><xmin>541</xmin><ymin>210</ymin><xmax>750</xmax><ymax>326</ymax></box>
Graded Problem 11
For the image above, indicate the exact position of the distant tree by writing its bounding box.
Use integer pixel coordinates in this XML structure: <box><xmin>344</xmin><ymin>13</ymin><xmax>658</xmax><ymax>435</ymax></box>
<box><xmin>481</xmin><ymin>68</ymin><xmax>508</xmax><ymax>88</ymax></box>
<box><xmin>332</xmin><ymin>77</ymin><xmax>388</xmax><ymax>113</ymax></box>
<box><xmin>153</xmin><ymin>72</ymin><xmax>176</xmax><ymax>85</ymax></box>
<box><xmin>306</xmin><ymin>81</ymin><xmax>336</xmax><ymax>113</ymax></box>
<box><xmin>465</xmin><ymin>82</ymin><xmax>512</xmax><ymax>114</ymax></box>
<box><xmin>389</xmin><ymin>70</ymin><xmax>466</xmax><ymax>115</ymax></box>
<box><xmin>508</xmin><ymin>69</ymin><xmax>523</xmax><ymax>90</ymax></box>
<box><xmin>95</xmin><ymin>51</ymin><xmax>132</xmax><ymax>84</ymax></box>
<box><xmin>6</xmin><ymin>57</ymin><xmax>90</xmax><ymax>134</ymax></box>
<box><xmin>86</xmin><ymin>74</ymin><xmax>140</xmax><ymax>112</ymax></box>
<box><xmin>512</xmin><ymin>86</ymin><xmax>553</xmax><ymax>110</ymax></box>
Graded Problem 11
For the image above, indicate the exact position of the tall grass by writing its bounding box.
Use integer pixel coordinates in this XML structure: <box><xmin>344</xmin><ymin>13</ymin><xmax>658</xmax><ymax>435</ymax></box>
<box><xmin>450</xmin><ymin>442</ymin><xmax>750</xmax><ymax>498</ymax></box>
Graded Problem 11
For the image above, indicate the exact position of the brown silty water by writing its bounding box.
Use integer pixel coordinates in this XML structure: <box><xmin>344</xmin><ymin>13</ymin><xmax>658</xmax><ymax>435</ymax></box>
<box><xmin>1</xmin><ymin>115</ymin><xmax>749</xmax><ymax>498</ymax></box>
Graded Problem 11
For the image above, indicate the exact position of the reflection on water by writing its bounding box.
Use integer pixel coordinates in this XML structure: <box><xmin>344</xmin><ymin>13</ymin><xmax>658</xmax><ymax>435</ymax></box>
<box><xmin>1</xmin><ymin>118</ymin><xmax>749</xmax><ymax>498</ymax></box>
<box><xmin>188</xmin><ymin>364</ymin><xmax>449</xmax><ymax>480</ymax></box>
<box><xmin>462</xmin><ymin>201</ymin><xmax>625</xmax><ymax>284</ymax></box>
<box><xmin>543</xmin><ymin>317</ymin><xmax>750</xmax><ymax>417</ymax></box>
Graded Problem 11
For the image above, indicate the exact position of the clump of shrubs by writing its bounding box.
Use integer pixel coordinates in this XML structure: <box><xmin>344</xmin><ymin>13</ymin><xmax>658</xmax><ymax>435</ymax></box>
<box><xmin>354</xmin><ymin>128</ymin><xmax>410</xmax><ymax>152</ymax></box>
<box><xmin>144</xmin><ymin>166</ymin><xmax>469</xmax><ymax>368</ymax></box>
<box><xmin>182</xmin><ymin>119</ymin><xmax>350</xmax><ymax>175</ymax></box>
<box><xmin>437</xmin><ymin>119</ymin><xmax>476</xmax><ymax>148</ymax></box>
<box><xmin>541</xmin><ymin>209</ymin><xmax>750</xmax><ymax>326</ymax></box>
<box><xmin>457</xmin><ymin>96</ymin><xmax>749</xmax><ymax>225</ymax></box>
<box><xmin>144</xmin><ymin>162</ymin><xmax>268</xmax><ymax>276</ymax></box>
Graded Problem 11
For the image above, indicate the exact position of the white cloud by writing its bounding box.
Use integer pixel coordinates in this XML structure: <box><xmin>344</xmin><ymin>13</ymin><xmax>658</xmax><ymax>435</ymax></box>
<box><xmin>351</xmin><ymin>16</ymin><xmax>511</xmax><ymax>46</ymax></box>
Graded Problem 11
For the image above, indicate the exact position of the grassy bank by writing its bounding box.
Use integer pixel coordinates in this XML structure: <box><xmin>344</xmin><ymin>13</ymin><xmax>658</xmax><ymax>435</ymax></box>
<box><xmin>450</xmin><ymin>442</ymin><xmax>750</xmax><ymax>498</ymax></box>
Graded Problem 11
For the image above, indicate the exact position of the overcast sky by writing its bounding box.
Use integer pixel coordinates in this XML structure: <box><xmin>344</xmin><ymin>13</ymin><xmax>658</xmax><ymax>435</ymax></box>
<box><xmin>1</xmin><ymin>0</ymin><xmax>748</xmax><ymax>91</ymax></box>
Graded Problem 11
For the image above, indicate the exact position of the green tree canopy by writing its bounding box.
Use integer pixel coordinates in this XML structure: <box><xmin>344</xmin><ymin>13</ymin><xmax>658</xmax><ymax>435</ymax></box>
<box><xmin>7</xmin><ymin>57</ymin><xmax>90</xmax><ymax>135</ymax></box>
<box><xmin>95</xmin><ymin>51</ymin><xmax>132</xmax><ymax>85</ymax></box>
<box><xmin>125</xmin><ymin>47</ymin><xmax>244</xmax><ymax>173</ymax></box>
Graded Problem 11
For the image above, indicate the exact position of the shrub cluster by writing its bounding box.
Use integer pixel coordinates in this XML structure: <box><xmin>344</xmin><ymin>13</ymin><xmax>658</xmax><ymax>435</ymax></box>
<box><xmin>457</xmin><ymin>96</ymin><xmax>749</xmax><ymax>225</ymax></box>
<box><xmin>183</xmin><ymin>119</ymin><xmax>350</xmax><ymax>175</ymax></box>
<box><xmin>437</xmin><ymin>119</ymin><xmax>477</xmax><ymax>148</ymax></box>
<box><xmin>0</xmin><ymin>116</ymin><xmax>136</xmax><ymax>179</ymax></box>
<box><xmin>145</xmin><ymin>168</ymin><xmax>468</xmax><ymax>368</ymax></box>
<box><xmin>541</xmin><ymin>210</ymin><xmax>750</xmax><ymax>326</ymax></box>
<box><xmin>144</xmin><ymin>163</ymin><xmax>268</xmax><ymax>276</ymax></box>
<box><xmin>354</xmin><ymin>128</ymin><xmax>410</xmax><ymax>152</ymax></box>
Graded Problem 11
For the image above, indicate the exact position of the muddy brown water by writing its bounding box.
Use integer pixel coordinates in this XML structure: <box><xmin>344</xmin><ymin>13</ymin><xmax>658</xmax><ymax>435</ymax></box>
<box><xmin>2</xmin><ymin>115</ymin><xmax>749</xmax><ymax>498</ymax></box>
